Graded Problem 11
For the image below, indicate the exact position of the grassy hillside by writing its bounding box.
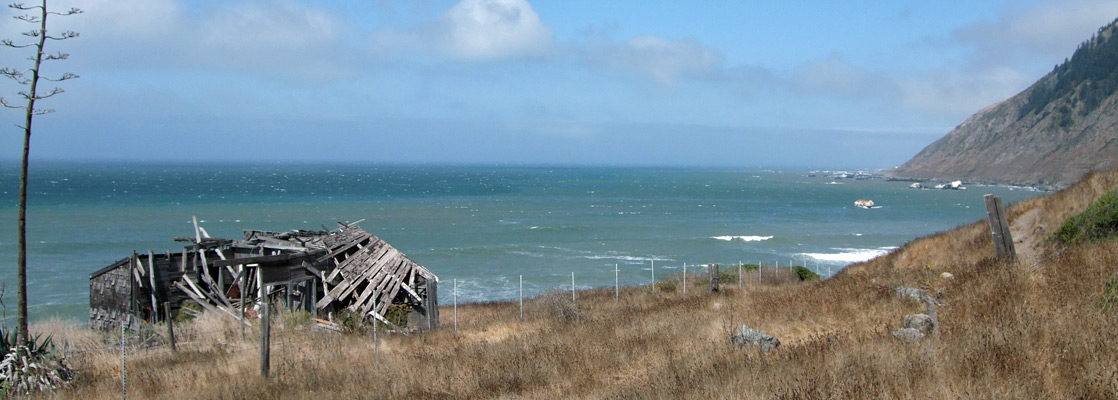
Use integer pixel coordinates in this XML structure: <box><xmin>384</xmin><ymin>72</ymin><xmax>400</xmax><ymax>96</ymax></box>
<box><xmin>29</xmin><ymin>171</ymin><xmax>1118</xmax><ymax>399</ymax></box>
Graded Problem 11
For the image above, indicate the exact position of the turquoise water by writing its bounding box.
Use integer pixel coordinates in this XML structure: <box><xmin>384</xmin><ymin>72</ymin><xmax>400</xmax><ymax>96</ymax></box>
<box><xmin>0</xmin><ymin>163</ymin><xmax>1043</xmax><ymax>322</ymax></box>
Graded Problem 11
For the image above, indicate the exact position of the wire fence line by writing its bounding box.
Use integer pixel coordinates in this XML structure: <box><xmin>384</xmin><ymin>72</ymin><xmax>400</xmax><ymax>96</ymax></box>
<box><xmin>59</xmin><ymin>259</ymin><xmax>819</xmax><ymax>397</ymax></box>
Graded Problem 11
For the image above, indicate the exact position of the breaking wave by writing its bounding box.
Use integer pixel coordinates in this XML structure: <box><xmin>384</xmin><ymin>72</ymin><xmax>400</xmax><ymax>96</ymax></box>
<box><xmin>711</xmin><ymin>235</ymin><xmax>773</xmax><ymax>242</ymax></box>
<box><xmin>801</xmin><ymin>247</ymin><xmax>896</xmax><ymax>263</ymax></box>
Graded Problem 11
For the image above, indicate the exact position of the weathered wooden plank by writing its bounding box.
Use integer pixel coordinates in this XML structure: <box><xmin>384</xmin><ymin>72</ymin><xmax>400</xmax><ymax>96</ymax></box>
<box><xmin>337</xmin><ymin>248</ymin><xmax>400</xmax><ymax>301</ymax></box>
<box><xmin>391</xmin><ymin>273</ymin><xmax>422</xmax><ymax>302</ymax></box>
<box><xmin>315</xmin><ymin>232</ymin><xmax>373</xmax><ymax>265</ymax></box>
<box><xmin>199</xmin><ymin>268</ymin><xmax>234</xmax><ymax>308</ymax></box>
<box><xmin>175</xmin><ymin>281</ymin><xmax>218</xmax><ymax>313</ymax></box>
<box><xmin>193</xmin><ymin>215</ymin><xmax>202</xmax><ymax>243</ymax></box>
<box><xmin>361</xmin><ymin>259</ymin><xmax>409</xmax><ymax>315</ymax></box>
<box><xmin>147</xmin><ymin>250</ymin><xmax>159</xmax><ymax>322</ymax></box>
<box><xmin>984</xmin><ymin>194</ymin><xmax>1016</xmax><ymax>259</ymax></box>
<box><xmin>366</xmin><ymin>309</ymin><xmax>401</xmax><ymax>331</ymax></box>
<box><xmin>332</xmin><ymin>245</ymin><xmax>397</xmax><ymax>303</ymax></box>
<box><xmin>325</xmin><ymin>239</ymin><xmax>387</xmax><ymax>283</ymax></box>
<box><xmin>182</xmin><ymin>275</ymin><xmax>210</xmax><ymax>302</ymax></box>
<box><xmin>343</xmin><ymin>249</ymin><xmax>403</xmax><ymax>305</ymax></box>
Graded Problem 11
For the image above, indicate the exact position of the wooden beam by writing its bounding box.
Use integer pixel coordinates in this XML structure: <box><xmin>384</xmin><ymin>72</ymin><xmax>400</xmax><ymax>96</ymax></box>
<box><xmin>212</xmin><ymin>250</ymin><xmax>324</xmax><ymax>268</ymax></box>
<box><xmin>199</xmin><ymin>269</ymin><xmax>234</xmax><ymax>308</ymax></box>
<box><xmin>367</xmin><ymin>309</ymin><xmax>401</xmax><ymax>331</ymax></box>
<box><xmin>391</xmin><ymin>273</ymin><xmax>423</xmax><ymax>302</ymax></box>
<box><xmin>175</xmin><ymin>281</ymin><xmax>217</xmax><ymax>313</ymax></box>
<box><xmin>193</xmin><ymin>215</ymin><xmax>202</xmax><ymax>243</ymax></box>
<box><xmin>147</xmin><ymin>250</ymin><xmax>159</xmax><ymax>322</ymax></box>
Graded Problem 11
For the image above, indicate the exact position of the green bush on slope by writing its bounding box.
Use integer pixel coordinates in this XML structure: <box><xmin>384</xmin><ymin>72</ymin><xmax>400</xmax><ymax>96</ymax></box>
<box><xmin>1054</xmin><ymin>190</ymin><xmax>1118</xmax><ymax>244</ymax></box>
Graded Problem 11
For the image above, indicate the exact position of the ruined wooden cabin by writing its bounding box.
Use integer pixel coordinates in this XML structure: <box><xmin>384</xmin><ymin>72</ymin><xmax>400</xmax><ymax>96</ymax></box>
<box><xmin>90</xmin><ymin>221</ymin><xmax>439</xmax><ymax>332</ymax></box>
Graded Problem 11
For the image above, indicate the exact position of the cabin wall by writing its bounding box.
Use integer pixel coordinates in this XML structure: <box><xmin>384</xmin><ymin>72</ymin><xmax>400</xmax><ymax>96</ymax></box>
<box><xmin>89</xmin><ymin>253</ymin><xmax>190</xmax><ymax>331</ymax></box>
<box><xmin>89</xmin><ymin>258</ymin><xmax>136</xmax><ymax>331</ymax></box>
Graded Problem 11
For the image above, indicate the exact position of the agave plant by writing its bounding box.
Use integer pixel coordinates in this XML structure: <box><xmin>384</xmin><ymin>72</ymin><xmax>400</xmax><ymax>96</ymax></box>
<box><xmin>0</xmin><ymin>326</ymin><xmax>72</xmax><ymax>396</ymax></box>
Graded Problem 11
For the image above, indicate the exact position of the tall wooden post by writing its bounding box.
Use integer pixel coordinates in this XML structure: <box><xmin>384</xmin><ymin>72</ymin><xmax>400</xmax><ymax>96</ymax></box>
<box><xmin>425</xmin><ymin>279</ymin><xmax>439</xmax><ymax>330</ymax></box>
<box><xmin>240</xmin><ymin>266</ymin><xmax>246</xmax><ymax>340</ymax></box>
<box><xmin>709</xmin><ymin>263</ymin><xmax>720</xmax><ymax>292</ymax></box>
<box><xmin>164</xmin><ymin>302</ymin><xmax>176</xmax><ymax>353</ymax></box>
<box><xmin>984</xmin><ymin>194</ymin><xmax>1016</xmax><ymax>259</ymax></box>
<box><xmin>260</xmin><ymin>285</ymin><xmax>271</xmax><ymax>378</ymax></box>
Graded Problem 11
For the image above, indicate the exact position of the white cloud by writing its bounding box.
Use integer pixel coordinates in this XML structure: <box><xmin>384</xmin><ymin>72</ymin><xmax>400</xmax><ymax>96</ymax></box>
<box><xmin>51</xmin><ymin>0</ymin><xmax>355</xmax><ymax>77</ymax></box>
<box><xmin>441</xmin><ymin>0</ymin><xmax>552</xmax><ymax>61</ymax></box>
<box><xmin>951</xmin><ymin>0</ymin><xmax>1118</xmax><ymax>68</ymax></box>
<box><xmin>371</xmin><ymin>0</ymin><xmax>553</xmax><ymax>62</ymax></box>
<box><xmin>586</xmin><ymin>35</ymin><xmax>724</xmax><ymax>86</ymax></box>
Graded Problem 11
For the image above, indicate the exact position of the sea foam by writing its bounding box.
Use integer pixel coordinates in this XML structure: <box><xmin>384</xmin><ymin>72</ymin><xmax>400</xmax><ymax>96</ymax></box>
<box><xmin>711</xmin><ymin>235</ymin><xmax>773</xmax><ymax>242</ymax></box>
<box><xmin>802</xmin><ymin>247</ymin><xmax>896</xmax><ymax>263</ymax></box>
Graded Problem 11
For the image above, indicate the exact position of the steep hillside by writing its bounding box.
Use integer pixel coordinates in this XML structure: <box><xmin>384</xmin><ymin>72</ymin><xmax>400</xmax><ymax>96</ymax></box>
<box><xmin>893</xmin><ymin>18</ymin><xmax>1118</xmax><ymax>189</ymax></box>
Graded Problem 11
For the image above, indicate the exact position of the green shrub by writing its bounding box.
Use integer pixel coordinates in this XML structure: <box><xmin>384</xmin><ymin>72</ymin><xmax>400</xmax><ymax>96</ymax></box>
<box><xmin>793</xmin><ymin>266</ymin><xmax>820</xmax><ymax>281</ymax></box>
<box><xmin>1054</xmin><ymin>190</ymin><xmax>1118</xmax><ymax>244</ymax></box>
<box><xmin>175</xmin><ymin>301</ymin><xmax>203</xmax><ymax>323</ymax></box>
<box><xmin>384</xmin><ymin>303</ymin><xmax>411</xmax><ymax>327</ymax></box>
<box><xmin>738</xmin><ymin>263</ymin><xmax>760</xmax><ymax>272</ymax></box>
<box><xmin>654</xmin><ymin>281</ymin><xmax>677</xmax><ymax>293</ymax></box>
<box><xmin>718</xmin><ymin>269</ymin><xmax>740</xmax><ymax>284</ymax></box>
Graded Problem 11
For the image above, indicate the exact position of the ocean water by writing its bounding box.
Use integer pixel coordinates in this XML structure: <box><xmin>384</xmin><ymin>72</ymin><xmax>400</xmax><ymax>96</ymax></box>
<box><xmin>0</xmin><ymin>163</ymin><xmax>1044</xmax><ymax>322</ymax></box>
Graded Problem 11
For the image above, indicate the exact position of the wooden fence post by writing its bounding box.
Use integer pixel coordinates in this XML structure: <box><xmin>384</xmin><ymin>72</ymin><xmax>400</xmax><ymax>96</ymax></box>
<box><xmin>984</xmin><ymin>194</ymin><xmax>1016</xmax><ymax>259</ymax></box>
<box><xmin>260</xmin><ymin>285</ymin><xmax>271</xmax><ymax>378</ymax></box>
<box><xmin>164</xmin><ymin>302</ymin><xmax>176</xmax><ymax>353</ymax></box>
<box><xmin>709</xmin><ymin>263</ymin><xmax>719</xmax><ymax>292</ymax></box>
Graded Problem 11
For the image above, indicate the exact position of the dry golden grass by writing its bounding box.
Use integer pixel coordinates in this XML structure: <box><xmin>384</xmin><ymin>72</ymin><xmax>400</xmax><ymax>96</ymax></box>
<box><xmin>28</xmin><ymin>171</ymin><xmax>1118</xmax><ymax>399</ymax></box>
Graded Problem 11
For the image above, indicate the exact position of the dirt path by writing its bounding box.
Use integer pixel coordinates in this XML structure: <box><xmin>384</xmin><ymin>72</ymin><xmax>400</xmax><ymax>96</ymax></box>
<box><xmin>1010</xmin><ymin>208</ymin><xmax>1044</xmax><ymax>264</ymax></box>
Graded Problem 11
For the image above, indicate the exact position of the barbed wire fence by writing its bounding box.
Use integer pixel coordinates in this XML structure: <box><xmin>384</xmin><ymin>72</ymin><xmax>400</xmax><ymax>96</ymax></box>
<box><xmin>60</xmin><ymin>258</ymin><xmax>826</xmax><ymax>397</ymax></box>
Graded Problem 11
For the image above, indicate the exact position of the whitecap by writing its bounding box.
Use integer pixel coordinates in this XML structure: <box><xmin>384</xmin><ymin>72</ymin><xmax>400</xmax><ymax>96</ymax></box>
<box><xmin>711</xmin><ymin>235</ymin><xmax>773</xmax><ymax>242</ymax></box>
<box><xmin>801</xmin><ymin>247</ymin><xmax>896</xmax><ymax>263</ymax></box>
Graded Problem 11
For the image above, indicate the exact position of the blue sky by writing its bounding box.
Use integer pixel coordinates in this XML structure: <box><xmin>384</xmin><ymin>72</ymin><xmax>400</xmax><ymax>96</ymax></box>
<box><xmin>2</xmin><ymin>0</ymin><xmax>1116</xmax><ymax>168</ymax></box>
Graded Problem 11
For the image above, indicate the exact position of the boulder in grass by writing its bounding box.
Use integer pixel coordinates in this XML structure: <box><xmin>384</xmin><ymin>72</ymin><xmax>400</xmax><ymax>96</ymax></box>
<box><xmin>904</xmin><ymin>313</ymin><xmax>936</xmax><ymax>336</ymax></box>
<box><xmin>892</xmin><ymin>328</ymin><xmax>925</xmax><ymax>343</ymax></box>
<box><xmin>730</xmin><ymin>325</ymin><xmax>780</xmax><ymax>353</ymax></box>
<box><xmin>895</xmin><ymin>286</ymin><xmax>926</xmax><ymax>302</ymax></box>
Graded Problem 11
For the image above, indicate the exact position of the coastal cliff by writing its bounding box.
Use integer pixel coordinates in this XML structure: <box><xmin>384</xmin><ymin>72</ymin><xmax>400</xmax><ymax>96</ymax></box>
<box><xmin>892</xmin><ymin>18</ymin><xmax>1118</xmax><ymax>189</ymax></box>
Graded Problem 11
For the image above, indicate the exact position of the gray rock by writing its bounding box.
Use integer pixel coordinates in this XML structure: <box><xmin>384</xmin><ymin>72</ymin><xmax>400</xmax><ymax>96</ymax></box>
<box><xmin>895</xmin><ymin>286</ymin><xmax>926</xmax><ymax>302</ymax></box>
<box><xmin>892</xmin><ymin>328</ymin><xmax>925</xmax><ymax>342</ymax></box>
<box><xmin>730</xmin><ymin>325</ymin><xmax>780</xmax><ymax>353</ymax></box>
<box><xmin>904</xmin><ymin>313</ymin><xmax>936</xmax><ymax>336</ymax></box>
